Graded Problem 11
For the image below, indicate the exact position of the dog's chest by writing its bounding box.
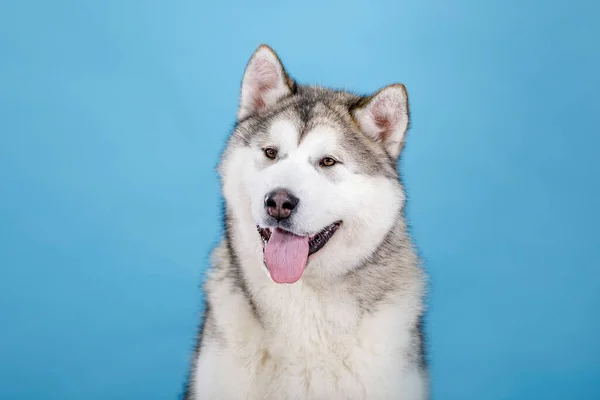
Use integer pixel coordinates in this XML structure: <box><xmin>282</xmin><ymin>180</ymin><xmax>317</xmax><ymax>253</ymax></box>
<box><xmin>240</xmin><ymin>287</ymin><xmax>405</xmax><ymax>399</ymax></box>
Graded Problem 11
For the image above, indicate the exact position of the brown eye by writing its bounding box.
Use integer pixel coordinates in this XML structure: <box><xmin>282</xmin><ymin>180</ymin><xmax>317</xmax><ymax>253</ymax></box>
<box><xmin>320</xmin><ymin>157</ymin><xmax>336</xmax><ymax>167</ymax></box>
<box><xmin>264</xmin><ymin>148</ymin><xmax>277</xmax><ymax>160</ymax></box>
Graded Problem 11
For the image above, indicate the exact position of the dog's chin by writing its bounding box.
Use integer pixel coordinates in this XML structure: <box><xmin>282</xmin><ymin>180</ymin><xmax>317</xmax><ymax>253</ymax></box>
<box><xmin>256</xmin><ymin>221</ymin><xmax>342</xmax><ymax>284</ymax></box>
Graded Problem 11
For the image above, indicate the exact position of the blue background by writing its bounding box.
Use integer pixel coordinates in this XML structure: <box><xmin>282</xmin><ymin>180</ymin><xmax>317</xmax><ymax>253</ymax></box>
<box><xmin>1</xmin><ymin>0</ymin><xmax>599</xmax><ymax>399</ymax></box>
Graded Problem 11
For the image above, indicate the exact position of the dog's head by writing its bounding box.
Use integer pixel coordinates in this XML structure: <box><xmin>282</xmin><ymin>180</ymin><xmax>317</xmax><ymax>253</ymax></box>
<box><xmin>220</xmin><ymin>45</ymin><xmax>410</xmax><ymax>284</ymax></box>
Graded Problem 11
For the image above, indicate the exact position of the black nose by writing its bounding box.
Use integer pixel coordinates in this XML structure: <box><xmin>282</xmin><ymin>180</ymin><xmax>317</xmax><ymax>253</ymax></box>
<box><xmin>264</xmin><ymin>189</ymin><xmax>299</xmax><ymax>221</ymax></box>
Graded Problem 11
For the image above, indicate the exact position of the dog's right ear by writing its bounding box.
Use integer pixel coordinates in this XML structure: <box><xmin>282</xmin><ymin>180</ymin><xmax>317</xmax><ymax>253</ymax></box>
<box><xmin>351</xmin><ymin>84</ymin><xmax>410</xmax><ymax>160</ymax></box>
<box><xmin>238</xmin><ymin>45</ymin><xmax>295</xmax><ymax>121</ymax></box>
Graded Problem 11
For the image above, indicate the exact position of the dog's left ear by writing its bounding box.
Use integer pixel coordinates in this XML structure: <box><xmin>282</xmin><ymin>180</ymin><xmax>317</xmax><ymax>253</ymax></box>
<box><xmin>238</xmin><ymin>45</ymin><xmax>295</xmax><ymax>121</ymax></box>
<box><xmin>352</xmin><ymin>84</ymin><xmax>410</xmax><ymax>160</ymax></box>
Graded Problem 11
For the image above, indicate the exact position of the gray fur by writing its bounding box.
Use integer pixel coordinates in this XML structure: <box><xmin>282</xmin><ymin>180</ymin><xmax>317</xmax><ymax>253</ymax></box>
<box><xmin>234</xmin><ymin>85</ymin><xmax>398</xmax><ymax>179</ymax></box>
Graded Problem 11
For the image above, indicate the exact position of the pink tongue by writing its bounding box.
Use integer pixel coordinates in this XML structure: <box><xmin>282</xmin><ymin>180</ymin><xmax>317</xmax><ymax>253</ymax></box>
<box><xmin>264</xmin><ymin>228</ymin><xmax>309</xmax><ymax>284</ymax></box>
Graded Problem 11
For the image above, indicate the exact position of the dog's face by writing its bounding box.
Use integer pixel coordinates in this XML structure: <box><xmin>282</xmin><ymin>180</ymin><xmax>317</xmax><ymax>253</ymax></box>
<box><xmin>220</xmin><ymin>45</ymin><xmax>411</xmax><ymax>284</ymax></box>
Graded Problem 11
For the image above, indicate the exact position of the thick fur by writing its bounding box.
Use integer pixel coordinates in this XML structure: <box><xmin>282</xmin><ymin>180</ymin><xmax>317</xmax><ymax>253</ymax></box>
<box><xmin>185</xmin><ymin>45</ymin><xmax>428</xmax><ymax>400</ymax></box>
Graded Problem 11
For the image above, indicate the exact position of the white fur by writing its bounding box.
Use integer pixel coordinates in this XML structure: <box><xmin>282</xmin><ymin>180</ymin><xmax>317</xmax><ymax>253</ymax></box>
<box><xmin>241</xmin><ymin>120</ymin><xmax>405</xmax><ymax>280</ymax></box>
<box><xmin>191</xmin><ymin>116</ymin><xmax>427</xmax><ymax>399</ymax></box>
<box><xmin>194</xmin><ymin>284</ymin><xmax>426</xmax><ymax>399</ymax></box>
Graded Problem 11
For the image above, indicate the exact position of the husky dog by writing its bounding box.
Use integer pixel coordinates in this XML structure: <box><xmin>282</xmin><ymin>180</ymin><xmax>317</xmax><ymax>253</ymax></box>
<box><xmin>185</xmin><ymin>45</ymin><xmax>428</xmax><ymax>400</ymax></box>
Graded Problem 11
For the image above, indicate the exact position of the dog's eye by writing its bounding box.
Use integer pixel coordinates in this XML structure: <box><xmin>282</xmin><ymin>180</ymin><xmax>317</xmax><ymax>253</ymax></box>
<box><xmin>264</xmin><ymin>148</ymin><xmax>278</xmax><ymax>160</ymax></box>
<box><xmin>320</xmin><ymin>157</ymin><xmax>337</xmax><ymax>167</ymax></box>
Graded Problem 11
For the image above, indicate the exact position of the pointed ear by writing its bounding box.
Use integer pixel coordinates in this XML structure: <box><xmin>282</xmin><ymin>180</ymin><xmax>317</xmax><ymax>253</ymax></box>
<box><xmin>352</xmin><ymin>84</ymin><xmax>410</xmax><ymax>159</ymax></box>
<box><xmin>237</xmin><ymin>45</ymin><xmax>295</xmax><ymax>121</ymax></box>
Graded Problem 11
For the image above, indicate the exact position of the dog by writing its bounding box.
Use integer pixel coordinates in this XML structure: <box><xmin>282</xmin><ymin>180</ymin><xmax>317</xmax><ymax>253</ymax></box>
<box><xmin>184</xmin><ymin>45</ymin><xmax>428</xmax><ymax>400</ymax></box>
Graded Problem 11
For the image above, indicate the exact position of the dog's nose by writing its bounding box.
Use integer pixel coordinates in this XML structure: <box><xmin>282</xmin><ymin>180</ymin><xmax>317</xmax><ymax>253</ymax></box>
<box><xmin>264</xmin><ymin>189</ymin><xmax>299</xmax><ymax>221</ymax></box>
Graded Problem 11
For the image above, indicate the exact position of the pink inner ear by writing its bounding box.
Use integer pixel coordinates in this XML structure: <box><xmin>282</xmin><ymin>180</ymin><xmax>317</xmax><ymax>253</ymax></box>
<box><xmin>250</xmin><ymin>58</ymin><xmax>279</xmax><ymax>111</ymax></box>
<box><xmin>253</xmin><ymin>96</ymin><xmax>266</xmax><ymax>111</ymax></box>
<box><xmin>371</xmin><ymin>96</ymin><xmax>401</xmax><ymax>141</ymax></box>
<box><xmin>254</xmin><ymin>59</ymin><xmax>278</xmax><ymax>90</ymax></box>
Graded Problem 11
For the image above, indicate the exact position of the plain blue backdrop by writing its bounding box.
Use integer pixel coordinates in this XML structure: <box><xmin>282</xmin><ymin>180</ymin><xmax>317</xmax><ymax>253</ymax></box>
<box><xmin>1</xmin><ymin>0</ymin><xmax>599</xmax><ymax>399</ymax></box>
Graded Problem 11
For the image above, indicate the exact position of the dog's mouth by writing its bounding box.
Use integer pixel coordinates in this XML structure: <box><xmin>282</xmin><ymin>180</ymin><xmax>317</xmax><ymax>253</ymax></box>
<box><xmin>257</xmin><ymin>222</ymin><xmax>341</xmax><ymax>256</ymax></box>
<box><xmin>256</xmin><ymin>222</ymin><xmax>341</xmax><ymax>284</ymax></box>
